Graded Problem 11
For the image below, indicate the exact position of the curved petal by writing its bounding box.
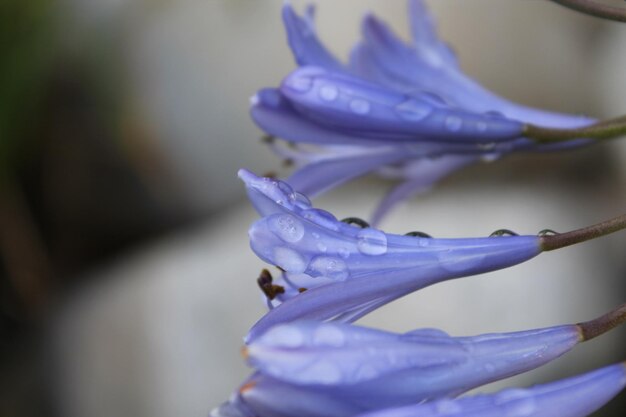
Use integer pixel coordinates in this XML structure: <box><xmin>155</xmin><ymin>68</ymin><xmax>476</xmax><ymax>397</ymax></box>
<box><xmin>239</xmin><ymin>171</ymin><xmax>541</xmax><ymax>341</ymax></box>
<box><xmin>282</xmin><ymin>3</ymin><xmax>345</xmax><ymax>73</ymax></box>
<box><xmin>358</xmin><ymin>363</ymin><xmax>626</xmax><ymax>417</ymax></box>
<box><xmin>371</xmin><ymin>155</ymin><xmax>478</xmax><ymax>226</ymax></box>
<box><xmin>281</xmin><ymin>66</ymin><xmax>525</xmax><ymax>144</ymax></box>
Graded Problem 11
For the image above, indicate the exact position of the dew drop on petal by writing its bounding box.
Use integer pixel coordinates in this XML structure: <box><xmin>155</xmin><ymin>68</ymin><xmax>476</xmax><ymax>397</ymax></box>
<box><xmin>303</xmin><ymin>360</ymin><xmax>342</xmax><ymax>384</ymax></box>
<box><xmin>354</xmin><ymin>364</ymin><xmax>379</xmax><ymax>382</ymax></box>
<box><xmin>319</xmin><ymin>85</ymin><xmax>339</xmax><ymax>101</ymax></box>
<box><xmin>276</xmin><ymin>181</ymin><xmax>296</xmax><ymax>204</ymax></box>
<box><xmin>270</xmin><ymin>214</ymin><xmax>305</xmax><ymax>243</ymax></box>
<box><xmin>269</xmin><ymin>324</ymin><xmax>305</xmax><ymax>348</ymax></box>
<box><xmin>308</xmin><ymin>256</ymin><xmax>349</xmax><ymax>281</ymax></box>
<box><xmin>495</xmin><ymin>389</ymin><xmax>536</xmax><ymax>417</ymax></box>
<box><xmin>338</xmin><ymin>247</ymin><xmax>350</xmax><ymax>259</ymax></box>
<box><xmin>356</xmin><ymin>228</ymin><xmax>388</xmax><ymax>256</ymax></box>
<box><xmin>285</xmin><ymin>75</ymin><xmax>313</xmax><ymax>93</ymax></box>
<box><xmin>273</xmin><ymin>247</ymin><xmax>307</xmax><ymax>273</ymax></box>
<box><xmin>316</xmin><ymin>242</ymin><xmax>328</xmax><ymax>253</ymax></box>
<box><xmin>485</xmin><ymin>110</ymin><xmax>506</xmax><ymax>119</ymax></box>
<box><xmin>395</xmin><ymin>99</ymin><xmax>432</xmax><ymax>121</ymax></box>
<box><xmin>312</xmin><ymin>324</ymin><xmax>345</xmax><ymax>348</ymax></box>
<box><xmin>349</xmin><ymin>99</ymin><xmax>370</xmax><ymax>115</ymax></box>
<box><xmin>434</xmin><ymin>399</ymin><xmax>462</xmax><ymax>415</ymax></box>
<box><xmin>481</xmin><ymin>152</ymin><xmax>501</xmax><ymax>163</ymax></box>
<box><xmin>294</xmin><ymin>192</ymin><xmax>312</xmax><ymax>208</ymax></box>
<box><xmin>477</xmin><ymin>142</ymin><xmax>496</xmax><ymax>151</ymax></box>
<box><xmin>416</xmin><ymin>91</ymin><xmax>447</xmax><ymax>107</ymax></box>
<box><xmin>302</xmin><ymin>208</ymin><xmax>339</xmax><ymax>231</ymax></box>
<box><xmin>445</xmin><ymin>115</ymin><xmax>463</xmax><ymax>132</ymax></box>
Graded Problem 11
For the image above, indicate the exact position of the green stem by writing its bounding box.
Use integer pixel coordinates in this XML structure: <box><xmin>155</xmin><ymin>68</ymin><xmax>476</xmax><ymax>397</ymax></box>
<box><xmin>525</xmin><ymin>115</ymin><xmax>626</xmax><ymax>143</ymax></box>
<box><xmin>540</xmin><ymin>213</ymin><xmax>626</xmax><ymax>251</ymax></box>
<box><xmin>548</xmin><ymin>0</ymin><xmax>626</xmax><ymax>22</ymax></box>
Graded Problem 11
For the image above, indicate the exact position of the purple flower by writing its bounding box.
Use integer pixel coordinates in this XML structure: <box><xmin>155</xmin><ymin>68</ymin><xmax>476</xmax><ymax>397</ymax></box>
<box><xmin>251</xmin><ymin>0</ymin><xmax>595</xmax><ymax>224</ymax></box>
<box><xmin>357</xmin><ymin>363</ymin><xmax>626</xmax><ymax>417</ymax></box>
<box><xmin>241</xmin><ymin>169</ymin><xmax>544</xmax><ymax>341</ymax></box>
<box><xmin>213</xmin><ymin>303</ymin><xmax>626</xmax><ymax>417</ymax></box>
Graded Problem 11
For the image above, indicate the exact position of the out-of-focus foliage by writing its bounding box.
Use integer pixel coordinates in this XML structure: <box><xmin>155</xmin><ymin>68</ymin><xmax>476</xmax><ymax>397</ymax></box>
<box><xmin>0</xmin><ymin>0</ymin><xmax>55</xmax><ymax>182</ymax></box>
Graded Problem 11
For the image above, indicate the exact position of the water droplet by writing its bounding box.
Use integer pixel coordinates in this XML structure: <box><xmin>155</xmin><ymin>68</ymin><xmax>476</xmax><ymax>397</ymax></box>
<box><xmin>481</xmin><ymin>152</ymin><xmax>501</xmax><ymax>163</ymax></box>
<box><xmin>354</xmin><ymin>364</ymin><xmax>379</xmax><ymax>381</ymax></box>
<box><xmin>312</xmin><ymin>232</ymin><xmax>320</xmax><ymax>239</ymax></box>
<box><xmin>258</xmin><ymin>89</ymin><xmax>282</xmax><ymax>108</ymax></box>
<box><xmin>303</xmin><ymin>360</ymin><xmax>342</xmax><ymax>384</ymax></box>
<box><xmin>490</xmin><ymin>229</ymin><xmax>518</xmax><ymax>237</ymax></box>
<box><xmin>285</xmin><ymin>75</ymin><xmax>313</xmax><ymax>93</ymax></box>
<box><xmin>302</xmin><ymin>209</ymin><xmax>339</xmax><ymax>231</ymax></box>
<box><xmin>477</xmin><ymin>142</ymin><xmax>496</xmax><ymax>151</ymax></box>
<box><xmin>405</xmin><ymin>231</ymin><xmax>432</xmax><ymax>238</ymax></box>
<box><xmin>416</xmin><ymin>91</ymin><xmax>447</xmax><ymax>107</ymax></box>
<box><xmin>319</xmin><ymin>85</ymin><xmax>338</xmax><ymax>101</ymax></box>
<box><xmin>270</xmin><ymin>214</ymin><xmax>305</xmax><ymax>243</ymax></box>
<box><xmin>276</xmin><ymin>181</ymin><xmax>296</xmax><ymax>204</ymax></box>
<box><xmin>273</xmin><ymin>247</ymin><xmax>307</xmax><ymax>273</ymax></box>
<box><xmin>538</xmin><ymin>229</ymin><xmax>558</xmax><ymax>237</ymax></box>
<box><xmin>294</xmin><ymin>192</ymin><xmax>312</xmax><ymax>208</ymax></box>
<box><xmin>316</xmin><ymin>242</ymin><xmax>328</xmax><ymax>253</ymax></box>
<box><xmin>357</xmin><ymin>228</ymin><xmax>388</xmax><ymax>256</ymax></box>
<box><xmin>445</xmin><ymin>115</ymin><xmax>463</xmax><ymax>131</ymax></box>
<box><xmin>476</xmin><ymin>121</ymin><xmax>488</xmax><ymax>132</ymax></box>
<box><xmin>308</xmin><ymin>256</ymin><xmax>349</xmax><ymax>281</ymax></box>
<box><xmin>495</xmin><ymin>389</ymin><xmax>536</xmax><ymax>417</ymax></box>
<box><xmin>395</xmin><ymin>99</ymin><xmax>432</xmax><ymax>121</ymax></box>
<box><xmin>485</xmin><ymin>110</ymin><xmax>506</xmax><ymax>119</ymax></box>
<box><xmin>349</xmin><ymin>99</ymin><xmax>370</xmax><ymax>115</ymax></box>
<box><xmin>338</xmin><ymin>247</ymin><xmax>350</xmax><ymax>259</ymax></box>
<box><xmin>434</xmin><ymin>399</ymin><xmax>462</xmax><ymax>415</ymax></box>
<box><xmin>268</xmin><ymin>324</ymin><xmax>305</xmax><ymax>348</ymax></box>
<box><xmin>341</xmin><ymin>217</ymin><xmax>370</xmax><ymax>228</ymax></box>
<box><xmin>312</xmin><ymin>324</ymin><xmax>345</xmax><ymax>347</ymax></box>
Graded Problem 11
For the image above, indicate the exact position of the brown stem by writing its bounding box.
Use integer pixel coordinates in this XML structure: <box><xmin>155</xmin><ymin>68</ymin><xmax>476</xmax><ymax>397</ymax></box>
<box><xmin>578</xmin><ymin>303</ymin><xmax>626</xmax><ymax>341</ymax></box>
<box><xmin>540</xmin><ymin>213</ymin><xmax>626</xmax><ymax>251</ymax></box>
<box><xmin>548</xmin><ymin>0</ymin><xmax>626</xmax><ymax>22</ymax></box>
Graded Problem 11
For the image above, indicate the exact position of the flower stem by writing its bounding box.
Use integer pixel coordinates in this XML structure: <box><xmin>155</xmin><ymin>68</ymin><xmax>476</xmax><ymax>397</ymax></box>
<box><xmin>578</xmin><ymin>303</ymin><xmax>626</xmax><ymax>341</ymax></box>
<box><xmin>525</xmin><ymin>115</ymin><xmax>626</xmax><ymax>143</ymax></box>
<box><xmin>540</xmin><ymin>213</ymin><xmax>626</xmax><ymax>251</ymax></box>
<box><xmin>548</xmin><ymin>0</ymin><xmax>626</xmax><ymax>22</ymax></box>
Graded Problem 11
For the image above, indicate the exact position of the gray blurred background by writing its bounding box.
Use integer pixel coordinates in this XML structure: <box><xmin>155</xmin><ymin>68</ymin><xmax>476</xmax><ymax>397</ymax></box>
<box><xmin>1</xmin><ymin>1</ymin><xmax>625</xmax><ymax>416</ymax></box>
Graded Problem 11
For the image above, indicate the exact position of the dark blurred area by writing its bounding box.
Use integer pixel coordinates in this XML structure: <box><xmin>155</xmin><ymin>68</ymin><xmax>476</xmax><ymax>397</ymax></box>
<box><xmin>1</xmin><ymin>1</ymin><xmax>625</xmax><ymax>416</ymax></box>
<box><xmin>0</xmin><ymin>2</ymin><xmax>193</xmax><ymax>415</ymax></box>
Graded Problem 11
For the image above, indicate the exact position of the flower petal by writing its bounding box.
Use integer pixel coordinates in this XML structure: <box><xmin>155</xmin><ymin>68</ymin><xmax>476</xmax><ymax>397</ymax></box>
<box><xmin>357</xmin><ymin>363</ymin><xmax>626</xmax><ymax>417</ymax></box>
<box><xmin>240</xmin><ymin>171</ymin><xmax>541</xmax><ymax>341</ymax></box>
<box><xmin>282</xmin><ymin>3</ymin><xmax>345</xmax><ymax>73</ymax></box>
<box><xmin>281</xmin><ymin>66</ymin><xmax>525</xmax><ymax>143</ymax></box>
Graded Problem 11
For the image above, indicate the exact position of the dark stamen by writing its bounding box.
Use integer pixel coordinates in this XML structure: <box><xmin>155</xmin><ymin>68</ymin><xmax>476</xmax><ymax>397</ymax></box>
<box><xmin>261</xmin><ymin>135</ymin><xmax>275</xmax><ymax>144</ymax></box>
<box><xmin>257</xmin><ymin>269</ymin><xmax>285</xmax><ymax>300</ymax></box>
<box><xmin>298</xmin><ymin>288</ymin><xmax>307</xmax><ymax>293</ymax></box>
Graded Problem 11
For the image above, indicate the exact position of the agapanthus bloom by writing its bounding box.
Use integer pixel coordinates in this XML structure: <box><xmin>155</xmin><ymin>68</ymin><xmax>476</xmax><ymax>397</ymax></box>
<box><xmin>251</xmin><ymin>0</ymin><xmax>595</xmax><ymax>223</ymax></box>
<box><xmin>241</xmin><ymin>169</ymin><xmax>626</xmax><ymax>342</ymax></box>
<box><xmin>357</xmin><ymin>363</ymin><xmax>626</xmax><ymax>417</ymax></box>
<box><xmin>212</xmin><ymin>303</ymin><xmax>626</xmax><ymax>417</ymax></box>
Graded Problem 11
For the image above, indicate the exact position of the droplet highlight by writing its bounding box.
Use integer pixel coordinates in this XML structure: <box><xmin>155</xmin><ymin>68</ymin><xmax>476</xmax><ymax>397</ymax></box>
<box><xmin>395</xmin><ymin>99</ymin><xmax>432</xmax><ymax>121</ymax></box>
<box><xmin>319</xmin><ymin>85</ymin><xmax>339</xmax><ymax>101</ymax></box>
<box><xmin>270</xmin><ymin>214</ymin><xmax>305</xmax><ymax>243</ymax></box>
<box><xmin>357</xmin><ymin>228</ymin><xmax>388</xmax><ymax>256</ymax></box>
<box><xmin>308</xmin><ymin>256</ymin><xmax>349</xmax><ymax>281</ymax></box>
<box><xmin>349</xmin><ymin>99</ymin><xmax>370</xmax><ymax>115</ymax></box>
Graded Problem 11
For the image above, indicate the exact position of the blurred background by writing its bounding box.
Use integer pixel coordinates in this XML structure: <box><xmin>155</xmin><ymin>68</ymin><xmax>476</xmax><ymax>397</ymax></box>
<box><xmin>1</xmin><ymin>0</ymin><xmax>626</xmax><ymax>416</ymax></box>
